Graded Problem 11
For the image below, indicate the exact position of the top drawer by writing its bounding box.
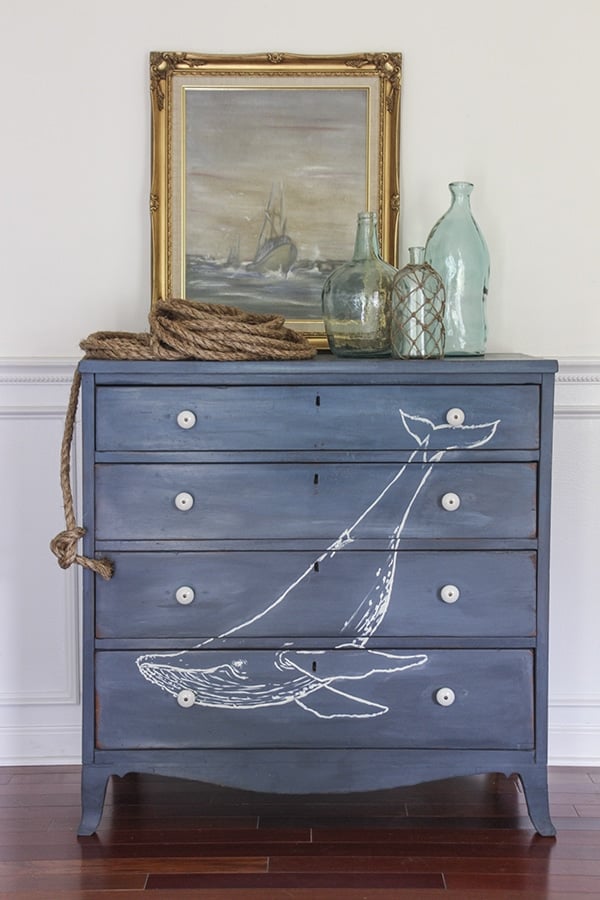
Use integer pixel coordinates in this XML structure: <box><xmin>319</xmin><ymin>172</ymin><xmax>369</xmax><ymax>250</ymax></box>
<box><xmin>95</xmin><ymin>385</ymin><xmax>539</xmax><ymax>452</ymax></box>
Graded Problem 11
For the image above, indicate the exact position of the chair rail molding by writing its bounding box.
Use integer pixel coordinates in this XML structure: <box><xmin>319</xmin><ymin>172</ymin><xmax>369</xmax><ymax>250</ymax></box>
<box><xmin>555</xmin><ymin>357</ymin><xmax>600</xmax><ymax>385</ymax></box>
<box><xmin>0</xmin><ymin>358</ymin><xmax>79</xmax><ymax>385</ymax></box>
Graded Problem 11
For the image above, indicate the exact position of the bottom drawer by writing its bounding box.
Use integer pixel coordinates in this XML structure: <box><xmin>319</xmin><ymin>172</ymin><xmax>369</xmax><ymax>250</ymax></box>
<box><xmin>95</xmin><ymin>649</ymin><xmax>533</xmax><ymax>751</ymax></box>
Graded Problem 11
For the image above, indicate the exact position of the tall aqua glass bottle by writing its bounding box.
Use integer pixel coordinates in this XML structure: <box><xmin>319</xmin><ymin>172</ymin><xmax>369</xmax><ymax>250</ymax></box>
<box><xmin>424</xmin><ymin>182</ymin><xmax>490</xmax><ymax>356</ymax></box>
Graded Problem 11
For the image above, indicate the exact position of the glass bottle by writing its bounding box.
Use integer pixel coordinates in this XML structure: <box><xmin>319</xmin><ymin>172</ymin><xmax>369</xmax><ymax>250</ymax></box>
<box><xmin>424</xmin><ymin>182</ymin><xmax>490</xmax><ymax>356</ymax></box>
<box><xmin>391</xmin><ymin>247</ymin><xmax>445</xmax><ymax>358</ymax></box>
<box><xmin>322</xmin><ymin>212</ymin><xmax>396</xmax><ymax>357</ymax></box>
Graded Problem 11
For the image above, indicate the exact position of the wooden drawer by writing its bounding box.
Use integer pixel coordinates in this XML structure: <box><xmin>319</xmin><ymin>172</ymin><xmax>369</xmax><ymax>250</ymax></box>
<box><xmin>95</xmin><ymin>384</ymin><xmax>540</xmax><ymax>451</ymax></box>
<box><xmin>95</xmin><ymin>462</ymin><xmax>537</xmax><ymax>541</ymax></box>
<box><xmin>95</xmin><ymin>649</ymin><xmax>534</xmax><ymax>750</ymax></box>
<box><xmin>96</xmin><ymin>550</ymin><xmax>536</xmax><ymax>639</ymax></box>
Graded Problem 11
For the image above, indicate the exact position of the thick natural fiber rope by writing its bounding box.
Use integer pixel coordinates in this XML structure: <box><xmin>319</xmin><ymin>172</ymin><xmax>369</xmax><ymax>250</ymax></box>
<box><xmin>50</xmin><ymin>298</ymin><xmax>316</xmax><ymax>579</ymax></box>
<box><xmin>81</xmin><ymin>298</ymin><xmax>316</xmax><ymax>361</ymax></box>
<box><xmin>49</xmin><ymin>368</ymin><xmax>115</xmax><ymax>580</ymax></box>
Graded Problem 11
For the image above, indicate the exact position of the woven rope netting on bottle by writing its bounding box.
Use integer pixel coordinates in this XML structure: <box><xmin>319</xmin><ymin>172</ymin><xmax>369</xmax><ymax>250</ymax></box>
<box><xmin>50</xmin><ymin>298</ymin><xmax>316</xmax><ymax>579</ymax></box>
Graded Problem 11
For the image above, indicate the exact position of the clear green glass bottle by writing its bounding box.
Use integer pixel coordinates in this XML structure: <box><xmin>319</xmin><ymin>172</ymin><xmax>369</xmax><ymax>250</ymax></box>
<box><xmin>322</xmin><ymin>212</ymin><xmax>396</xmax><ymax>357</ymax></box>
<box><xmin>391</xmin><ymin>247</ymin><xmax>446</xmax><ymax>359</ymax></box>
<box><xmin>424</xmin><ymin>182</ymin><xmax>490</xmax><ymax>356</ymax></box>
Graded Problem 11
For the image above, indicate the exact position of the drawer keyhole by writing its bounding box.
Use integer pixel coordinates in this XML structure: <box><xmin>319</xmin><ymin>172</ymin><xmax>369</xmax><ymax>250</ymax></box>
<box><xmin>312</xmin><ymin>661</ymin><xmax>318</xmax><ymax>673</ymax></box>
<box><xmin>313</xmin><ymin>561</ymin><xmax>320</xmax><ymax>573</ymax></box>
<box><xmin>315</xmin><ymin>394</ymin><xmax>321</xmax><ymax>407</ymax></box>
<box><xmin>314</xmin><ymin>473</ymin><xmax>319</xmax><ymax>485</ymax></box>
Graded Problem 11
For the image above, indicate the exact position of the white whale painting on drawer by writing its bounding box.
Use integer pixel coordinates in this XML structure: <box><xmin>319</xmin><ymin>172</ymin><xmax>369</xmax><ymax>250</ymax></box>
<box><xmin>136</xmin><ymin>409</ymin><xmax>500</xmax><ymax>719</ymax></box>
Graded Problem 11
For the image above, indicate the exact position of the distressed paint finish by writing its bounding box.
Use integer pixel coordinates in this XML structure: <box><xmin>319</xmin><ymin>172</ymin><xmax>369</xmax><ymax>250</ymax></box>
<box><xmin>95</xmin><ymin>550</ymin><xmax>537</xmax><ymax>639</ymax></box>
<box><xmin>96</xmin><ymin>384</ymin><xmax>540</xmax><ymax>451</ymax></box>
<box><xmin>95</xmin><ymin>462</ymin><xmax>537</xmax><ymax>541</ymax></box>
<box><xmin>77</xmin><ymin>355</ymin><xmax>557</xmax><ymax>838</ymax></box>
<box><xmin>95</xmin><ymin>648</ymin><xmax>534</xmax><ymax>749</ymax></box>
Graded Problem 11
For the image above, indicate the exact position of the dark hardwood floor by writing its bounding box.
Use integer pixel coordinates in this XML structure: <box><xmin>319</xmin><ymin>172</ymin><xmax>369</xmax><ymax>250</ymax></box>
<box><xmin>1</xmin><ymin>765</ymin><xmax>600</xmax><ymax>898</ymax></box>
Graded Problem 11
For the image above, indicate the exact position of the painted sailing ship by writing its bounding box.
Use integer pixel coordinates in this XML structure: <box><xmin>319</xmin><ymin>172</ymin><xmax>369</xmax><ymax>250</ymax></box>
<box><xmin>250</xmin><ymin>183</ymin><xmax>297</xmax><ymax>275</ymax></box>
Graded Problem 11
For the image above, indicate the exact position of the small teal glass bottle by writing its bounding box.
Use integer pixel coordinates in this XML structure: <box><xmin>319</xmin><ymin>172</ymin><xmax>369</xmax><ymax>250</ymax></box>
<box><xmin>322</xmin><ymin>212</ymin><xmax>396</xmax><ymax>357</ymax></box>
<box><xmin>424</xmin><ymin>182</ymin><xmax>490</xmax><ymax>356</ymax></box>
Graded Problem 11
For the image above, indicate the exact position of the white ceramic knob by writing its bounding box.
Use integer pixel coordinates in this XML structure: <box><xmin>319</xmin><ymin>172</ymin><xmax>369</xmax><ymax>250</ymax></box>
<box><xmin>441</xmin><ymin>492</ymin><xmax>461</xmax><ymax>511</ymax></box>
<box><xmin>176</xmin><ymin>689</ymin><xmax>196</xmax><ymax>708</ymax></box>
<box><xmin>446</xmin><ymin>407</ymin><xmax>465</xmax><ymax>426</ymax></box>
<box><xmin>436</xmin><ymin>687</ymin><xmax>456</xmax><ymax>707</ymax></box>
<box><xmin>176</xmin><ymin>586</ymin><xmax>195</xmax><ymax>605</ymax></box>
<box><xmin>177</xmin><ymin>410</ymin><xmax>197</xmax><ymax>429</ymax></box>
<box><xmin>175</xmin><ymin>491</ymin><xmax>194</xmax><ymax>511</ymax></box>
<box><xmin>440</xmin><ymin>584</ymin><xmax>460</xmax><ymax>604</ymax></box>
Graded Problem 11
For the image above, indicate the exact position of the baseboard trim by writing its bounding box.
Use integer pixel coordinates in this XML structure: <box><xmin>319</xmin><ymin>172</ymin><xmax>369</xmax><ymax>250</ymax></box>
<box><xmin>0</xmin><ymin>725</ymin><xmax>81</xmax><ymax>766</ymax></box>
<box><xmin>549</xmin><ymin>723</ymin><xmax>600</xmax><ymax>767</ymax></box>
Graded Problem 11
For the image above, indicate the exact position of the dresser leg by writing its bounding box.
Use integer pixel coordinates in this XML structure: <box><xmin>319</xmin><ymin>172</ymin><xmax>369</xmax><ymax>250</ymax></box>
<box><xmin>518</xmin><ymin>767</ymin><xmax>556</xmax><ymax>837</ymax></box>
<box><xmin>78</xmin><ymin>766</ymin><xmax>112</xmax><ymax>836</ymax></box>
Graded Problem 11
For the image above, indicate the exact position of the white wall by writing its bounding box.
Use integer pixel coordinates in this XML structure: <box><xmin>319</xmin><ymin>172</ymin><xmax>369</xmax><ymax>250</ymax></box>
<box><xmin>1</xmin><ymin>1</ymin><xmax>599</xmax><ymax>764</ymax></box>
<box><xmin>2</xmin><ymin>0</ymin><xmax>599</xmax><ymax>357</ymax></box>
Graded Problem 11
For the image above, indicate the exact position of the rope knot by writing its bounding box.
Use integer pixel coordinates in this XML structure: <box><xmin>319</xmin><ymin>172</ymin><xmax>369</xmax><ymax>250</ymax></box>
<box><xmin>49</xmin><ymin>528</ymin><xmax>115</xmax><ymax>581</ymax></box>
<box><xmin>50</xmin><ymin>527</ymin><xmax>86</xmax><ymax>569</ymax></box>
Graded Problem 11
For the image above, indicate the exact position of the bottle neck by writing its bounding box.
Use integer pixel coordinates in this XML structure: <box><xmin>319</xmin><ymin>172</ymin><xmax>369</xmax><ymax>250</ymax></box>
<box><xmin>408</xmin><ymin>246</ymin><xmax>425</xmax><ymax>266</ymax></box>
<box><xmin>353</xmin><ymin>213</ymin><xmax>381</xmax><ymax>261</ymax></box>
<box><xmin>449</xmin><ymin>181</ymin><xmax>474</xmax><ymax>208</ymax></box>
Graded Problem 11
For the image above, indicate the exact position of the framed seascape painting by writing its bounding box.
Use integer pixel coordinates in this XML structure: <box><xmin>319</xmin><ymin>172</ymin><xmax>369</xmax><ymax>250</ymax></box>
<box><xmin>150</xmin><ymin>51</ymin><xmax>401</xmax><ymax>346</ymax></box>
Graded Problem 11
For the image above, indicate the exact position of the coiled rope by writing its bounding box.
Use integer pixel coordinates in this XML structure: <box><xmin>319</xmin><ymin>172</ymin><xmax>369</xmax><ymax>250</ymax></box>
<box><xmin>50</xmin><ymin>298</ymin><xmax>316</xmax><ymax>579</ymax></box>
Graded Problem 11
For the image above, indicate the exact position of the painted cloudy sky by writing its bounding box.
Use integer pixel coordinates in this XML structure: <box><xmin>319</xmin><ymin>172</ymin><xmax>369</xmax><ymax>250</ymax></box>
<box><xmin>184</xmin><ymin>87</ymin><xmax>370</xmax><ymax>263</ymax></box>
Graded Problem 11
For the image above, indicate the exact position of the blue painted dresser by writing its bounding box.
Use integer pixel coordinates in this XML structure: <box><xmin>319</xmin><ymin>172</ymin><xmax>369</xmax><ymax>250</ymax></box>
<box><xmin>77</xmin><ymin>354</ymin><xmax>558</xmax><ymax>836</ymax></box>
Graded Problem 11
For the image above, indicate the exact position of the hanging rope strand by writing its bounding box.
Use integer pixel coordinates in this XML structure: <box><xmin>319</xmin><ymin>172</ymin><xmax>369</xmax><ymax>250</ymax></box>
<box><xmin>49</xmin><ymin>367</ymin><xmax>114</xmax><ymax>580</ymax></box>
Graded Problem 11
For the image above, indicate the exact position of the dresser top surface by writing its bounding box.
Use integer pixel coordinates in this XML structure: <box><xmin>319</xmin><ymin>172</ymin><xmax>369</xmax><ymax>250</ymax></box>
<box><xmin>79</xmin><ymin>353</ymin><xmax>558</xmax><ymax>378</ymax></box>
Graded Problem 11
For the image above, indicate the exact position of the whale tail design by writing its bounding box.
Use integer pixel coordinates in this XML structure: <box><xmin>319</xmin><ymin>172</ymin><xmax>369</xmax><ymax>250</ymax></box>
<box><xmin>399</xmin><ymin>410</ymin><xmax>500</xmax><ymax>457</ymax></box>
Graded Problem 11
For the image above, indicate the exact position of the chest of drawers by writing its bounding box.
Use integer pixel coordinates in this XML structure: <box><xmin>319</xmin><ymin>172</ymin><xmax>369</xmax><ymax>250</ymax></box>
<box><xmin>77</xmin><ymin>355</ymin><xmax>557</xmax><ymax>836</ymax></box>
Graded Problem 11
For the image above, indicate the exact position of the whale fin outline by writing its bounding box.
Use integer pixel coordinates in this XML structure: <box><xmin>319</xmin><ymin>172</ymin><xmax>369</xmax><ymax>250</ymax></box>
<box><xmin>294</xmin><ymin>683</ymin><xmax>389</xmax><ymax>718</ymax></box>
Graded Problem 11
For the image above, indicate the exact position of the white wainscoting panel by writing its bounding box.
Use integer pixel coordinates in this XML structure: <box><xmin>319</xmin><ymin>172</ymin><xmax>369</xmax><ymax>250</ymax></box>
<box><xmin>0</xmin><ymin>360</ymin><xmax>81</xmax><ymax>763</ymax></box>
<box><xmin>0</xmin><ymin>408</ymin><xmax>79</xmax><ymax>705</ymax></box>
<box><xmin>549</xmin><ymin>358</ymin><xmax>600</xmax><ymax>764</ymax></box>
<box><xmin>0</xmin><ymin>357</ymin><xmax>598</xmax><ymax>765</ymax></box>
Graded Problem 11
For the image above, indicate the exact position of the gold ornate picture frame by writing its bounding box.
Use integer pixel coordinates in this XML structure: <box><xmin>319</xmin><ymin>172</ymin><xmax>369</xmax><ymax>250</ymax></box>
<box><xmin>150</xmin><ymin>51</ymin><xmax>401</xmax><ymax>345</ymax></box>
